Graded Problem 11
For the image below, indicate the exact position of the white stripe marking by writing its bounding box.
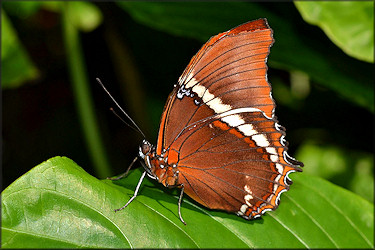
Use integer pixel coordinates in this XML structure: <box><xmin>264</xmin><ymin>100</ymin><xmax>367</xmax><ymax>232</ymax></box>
<box><xmin>190</xmin><ymin>83</ymin><xmax>276</xmax><ymax>164</ymax></box>
<box><xmin>222</xmin><ymin>114</ymin><xmax>244</xmax><ymax>127</ymax></box>
<box><xmin>192</xmin><ymin>84</ymin><xmax>232</xmax><ymax>113</ymax></box>
<box><xmin>184</xmin><ymin>72</ymin><xmax>196</xmax><ymax>88</ymax></box>
<box><xmin>270</xmin><ymin>155</ymin><xmax>278</xmax><ymax>162</ymax></box>
<box><xmin>245</xmin><ymin>195</ymin><xmax>253</xmax><ymax>206</ymax></box>
<box><xmin>240</xmin><ymin>204</ymin><xmax>248</xmax><ymax>214</ymax></box>
<box><xmin>219</xmin><ymin>107</ymin><xmax>266</xmax><ymax>117</ymax></box>
<box><xmin>238</xmin><ymin>124</ymin><xmax>257</xmax><ymax>136</ymax></box>
<box><xmin>244</xmin><ymin>185</ymin><xmax>254</xmax><ymax>206</ymax></box>
<box><xmin>266</xmin><ymin>147</ymin><xmax>277</xmax><ymax>155</ymax></box>
<box><xmin>276</xmin><ymin>163</ymin><xmax>284</xmax><ymax>174</ymax></box>
<box><xmin>244</xmin><ymin>184</ymin><xmax>253</xmax><ymax>194</ymax></box>
<box><xmin>252</xmin><ymin>134</ymin><xmax>269</xmax><ymax>147</ymax></box>
<box><xmin>266</xmin><ymin>147</ymin><xmax>279</xmax><ymax>163</ymax></box>
<box><xmin>191</xmin><ymin>83</ymin><xmax>205</xmax><ymax>97</ymax></box>
<box><xmin>273</xmin><ymin>175</ymin><xmax>281</xmax><ymax>193</ymax></box>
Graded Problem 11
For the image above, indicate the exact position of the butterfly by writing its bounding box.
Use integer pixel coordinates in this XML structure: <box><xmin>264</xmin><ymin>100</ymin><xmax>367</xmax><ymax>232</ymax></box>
<box><xmin>102</xmin><ymin>18</ymin><xmax>303</xmax><ymax>225</ymax></box>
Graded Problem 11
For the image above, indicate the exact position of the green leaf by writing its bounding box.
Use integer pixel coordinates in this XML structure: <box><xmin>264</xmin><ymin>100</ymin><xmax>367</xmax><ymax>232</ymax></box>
<box><xmin>117</xmin><ymin>2</ymin><xmax>373</xmax><ymax>112</ymax></box>
<box><xmin>1</xmin><ymin>10</ymin><xmax>39</xmax><ymax>89</ymax></box>
<box><xmin>1</xmin><ymin>157</ymin><xmax>373</xmax><ymax>248</ymax></box>
<box><xmin>295</xmin><ymin>1</ymin><xmax>374</xmax><ymax>63</ymax></box>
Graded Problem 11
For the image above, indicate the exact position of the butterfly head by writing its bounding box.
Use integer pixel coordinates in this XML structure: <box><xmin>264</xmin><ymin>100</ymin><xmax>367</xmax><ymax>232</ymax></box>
<box><xmin>138</xmin><ymin>139</ymin><xmax>180</xmax><ymax>187</ymax></box>
<box><xmin>138</xmin><ymin>139</ymin><xmax>158</xmax><ymax>180</ymax></box>
<box><xmin>139</xmin><ymin>139</ymin><xmax>152</xmax><ymax>159</ymax></box>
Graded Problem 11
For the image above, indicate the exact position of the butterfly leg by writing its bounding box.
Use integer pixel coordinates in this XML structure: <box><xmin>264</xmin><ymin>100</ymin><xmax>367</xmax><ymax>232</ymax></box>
<box><xmin>107</xmin><ymin>156</ymin><xmax>138</xmax><ymax>180</ymax></box>
<box><xmin>178</xmin><ymin>184</ymin><xmax>186</xmax><ymax>225</ymax></box>
<box><xmin>114</xmin><ymin>171</ymin><xmax>146</xmax><ymax>212</ymax></box>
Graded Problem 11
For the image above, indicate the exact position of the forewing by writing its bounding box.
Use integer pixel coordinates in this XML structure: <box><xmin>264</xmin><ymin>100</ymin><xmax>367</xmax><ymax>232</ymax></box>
<box><xmin>156</xmin><ymin>18</ymin><xmax>275</xmax><ymax>156</ymax></box>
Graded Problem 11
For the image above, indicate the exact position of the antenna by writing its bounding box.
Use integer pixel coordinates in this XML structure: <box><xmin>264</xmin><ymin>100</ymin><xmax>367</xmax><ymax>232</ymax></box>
<box><xmin>109</xmin><ymin>108</ymin><xmax>142</xmax><ymax>135</ymax></box>
<box><xmin>96</xmin><ymin>78</ymin><xmax>146</xmax><ymax>139</ymax></box>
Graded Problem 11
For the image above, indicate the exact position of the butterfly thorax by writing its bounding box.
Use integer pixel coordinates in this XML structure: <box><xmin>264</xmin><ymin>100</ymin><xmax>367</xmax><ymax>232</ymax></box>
<box><xmin>139</xmin><ymin>139</ymin><xmax>179</xmax><ymax>188</ymax></box>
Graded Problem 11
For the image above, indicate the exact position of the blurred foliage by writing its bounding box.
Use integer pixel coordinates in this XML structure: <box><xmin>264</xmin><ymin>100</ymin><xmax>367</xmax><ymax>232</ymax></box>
<box><xmin>1</xmin><ymin>1</ymin><xmax>374</xmax><ymax>248</ymax></box>
<box><xmin>1</xmin><ymin>1</ymin><xmax>49</xmax><ymax>18</ymax></box>
<box><xmin>3</xmin><ymin>1</ymin><xmax>102</xmax><ymax>31</ymax></box>
<box><xmin>1</xmin><ymin>10</ymin><xmax>39</xmax><ymax>89</ymax></box>
<box><xmin>61</xmin><ymin>1</ymin><xmax>102</xmax><ymax>32</ymax></box>
<box><xmin>296</xmin><ymin>142</ymin><xmax>374</xmax><ymax>202</ymax></box>
<box><xmin>295</xmin><ymin>1</ymin><xmax>374</xmax><ymax>63</ymax></box>
<box><xmin>61</xmin><ymin>1</ymin><xmax>110</xmax><ymax>178</ymax></box>
<box><xmin>2</xmin><ymin>1</ymin><xmax>110</xmax><ymax>178</ymax></box>
<box><xmin>1</xmin><ymin>1</ymin><xmax>102</xmax><ymax>89</ymax></box>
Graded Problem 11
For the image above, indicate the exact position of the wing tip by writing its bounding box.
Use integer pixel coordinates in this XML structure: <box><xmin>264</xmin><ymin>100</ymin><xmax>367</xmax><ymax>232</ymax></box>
<box><xmin>229</xmin><ymin>18</ymin><xmax>271</xmax><ymax>35</ymax></box>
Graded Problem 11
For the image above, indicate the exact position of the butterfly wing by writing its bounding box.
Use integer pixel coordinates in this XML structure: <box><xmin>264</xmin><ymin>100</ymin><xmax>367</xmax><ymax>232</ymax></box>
<box><xmin>156</xmin><ymin>19</ymin><xmax>274</xmax><ymax>154</ymax></box>
<box><xmin>156</xmin><ymin>18</ymin><xmax>302</xmax><ymax>219</ymax></box>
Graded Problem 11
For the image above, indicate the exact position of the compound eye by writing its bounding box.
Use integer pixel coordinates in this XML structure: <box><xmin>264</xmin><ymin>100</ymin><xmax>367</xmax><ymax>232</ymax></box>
<box><xmin>141</xmin><ymin>140</ymin><xmax>152</xmax><ymax>155</ymax></box>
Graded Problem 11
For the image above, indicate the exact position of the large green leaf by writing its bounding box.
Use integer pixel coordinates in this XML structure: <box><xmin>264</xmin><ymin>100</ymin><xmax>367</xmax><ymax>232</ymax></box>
<box><xmin>295</xmin><ymin>1</ymin><xmax>374</xmax><ymax>63</ymax></box>
<box><xmin>1</xmin><ymin>157</ymin><xmax>373</xmax><ymax>248</ymax></box>
<box><xmin>117</xmin><ymin>2</ymin><xmax>373</xmax><ymax>112</ymax></box>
